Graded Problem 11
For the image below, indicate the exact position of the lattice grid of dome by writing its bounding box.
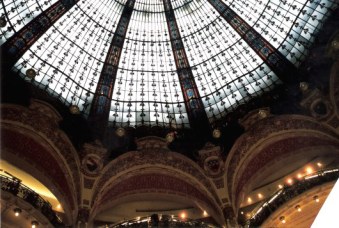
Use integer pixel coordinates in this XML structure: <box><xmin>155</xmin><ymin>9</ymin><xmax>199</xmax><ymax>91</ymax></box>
<box><xmin>1</xmin><ymin>0</ymin><xmax>337</xmax><ymax>128</ymax></box>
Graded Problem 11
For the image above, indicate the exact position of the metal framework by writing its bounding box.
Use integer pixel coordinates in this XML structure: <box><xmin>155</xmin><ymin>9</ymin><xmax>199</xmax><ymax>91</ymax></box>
<box><xmin>88</xmin><ymin>0</ymin><xmax>136</xmax><ymax>137</ymax></box>
<box><xmin>207</xmin><ymin>0</ymin><xmax>298</xmax><ymax>83</ymax></box>
<box><xmin>163</xmin><ymin>0</ymin><xmax>209</xmax><ymax>130</ymax></box>
<box><xmin>1</xmin><ymin>0</ymin><xmax>78</xmax><ymax>68</ymax></box>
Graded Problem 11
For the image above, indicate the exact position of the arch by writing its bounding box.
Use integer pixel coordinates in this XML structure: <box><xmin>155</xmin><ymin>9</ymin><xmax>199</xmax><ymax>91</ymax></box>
<box><xmin>1</xmin><ymin>101</ymin><xmax>82</xmax><ymax>224</ymax></box>
<box><xmin>91</xmin><ymin>138</ymin><xmax>224</xmax><ymax>224</ymax></box>
<box><xmin>225</xmin><ymin>114</ymin><xmax>339</xmax><ymax>211</ymax></box>
<box><xmin>92</xmin><ymin>146</ymin><xmax>221</xmax><ymax>208</ymax></box>
<box><xmin>91</xmin><ymin>171</ymin><xmax>224</xmax><ymax>225</ymax></box>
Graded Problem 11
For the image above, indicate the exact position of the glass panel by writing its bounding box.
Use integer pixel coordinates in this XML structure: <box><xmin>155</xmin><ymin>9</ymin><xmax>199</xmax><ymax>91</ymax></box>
<box><xmin>110</xmin><ymin>2</ymin><xmax>189</xmax><ymax>128</ymax></box>
<box><xmin>13</xmin><ymin>0</ymin><xmax>125</xmax><ymax>115</ymax></box>
<box><xmin>222</xmin><ymin>0</ymin><xmax>338</xmax><ymax>66</ymax></box>
<box><xmin>0</xmin><ymin>0</ymin><xmax>59</xmax><ymax>45</ymax></box>
<box><xmin>174</xmin><ymin>0</ymin><xmax>281</xmax><ymax>122</ymax></box>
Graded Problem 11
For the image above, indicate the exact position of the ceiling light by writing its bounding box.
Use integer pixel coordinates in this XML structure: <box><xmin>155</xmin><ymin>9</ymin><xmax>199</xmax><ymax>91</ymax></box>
<box><xmin>180</xmin><ymin>212</ymin><xmax>186</xmax><ymax>219</ymax></box>
<box><xmin>279</xmin><ymin>216</ymin><xmax>286</xmax><ymax>224</ymax></box>
<box><xmin>31</xmin><ymin>221</ymin><xmax>39</xmax><ymax>228</ymax></box>
<box><xmin>314</xmin><ymin>195</ymin><xmax>319</xmax><ymax>203</ymax></box>
<box><xmin>69</xmin><ymin>105</ymin><xmax>80</xmax><ymax>114</ymax></box>
<box><xmin>258</xmin><ymin>109</ymin><xmax>268</xmax><ymax>118</ymax></box>
<box><xmin>115</xmin><ymin>127</ymin><xmax>125</xmax><ymax>137</ymax></box>
<box><xmin>14</xmin><ymin>208</ymin><xmax>21</xmax><ymax>217</ymax></box>
<box><xmin>278</xmin><ymin>184</ymin><xmax>283</xmax><ymax>189</ymax></box>
<box><xmin>299</xmin><ymin>82</ymin><xmax>309</xmax><ymax>92</ymax></box>
<box><xmin>297</xmin><ymin>173</ymin><xmax>303</xmax><ymax>179</ymax></box>
<box><xmin>26</xmin><ymin>69</ymin><xmax>36</xmax><ymax>79</ymax></box>
<box><xmin>212</xmin><ymin>129</ymin><xmax>221</xmax><ymax>138</ymax></box>
<box><xmin>165</xmin><ymin>132</ymin><xmax>175</xmax><ymax>143</ymax></box>
<box><xmin>287</xmin><ymin>178</ymin><xmax>293</xmax><ymax>185</ymax></box>
<box><xmin>257</xmin><ymin>193</ymin><xmax>263</xmax><ymax>199</ymax></box>
<box><xmin>203</xmin><ymin>210</ymin><xmax>208</xmax><ymax>217</ymax></box>
<box><xmin>247</xmin><ymin>197</ymin><xmax>252</xmax><ymax>203</ymax></box>
<box><xmin>306</xmin><ymin>167</ymin><xmax>313</xmax><ymax>174</ymax></box>
<box><xmin>317</xmin><ymin>162</ymin><xmax>322</xmax><ymax>167</ymax></box>
<box><xmin>295</xmin><ymin>205</ymin><xmax>301</xmax><ymax>212</ymax></box>
<box><xmin>240</xmin><ymin>211</ymin><xmax>244</xmax><ymax>215</ymax></box>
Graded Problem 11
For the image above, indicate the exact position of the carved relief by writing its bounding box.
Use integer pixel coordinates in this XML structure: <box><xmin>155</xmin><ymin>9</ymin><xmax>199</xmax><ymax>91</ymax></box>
<box><xmin>92</xmin><ymin>173</ymin><xmax>221</xmax><ymax>220</ymax></box>
<box><xmin>239</xmin><ymin>108</ymin><xmax>271</xmax><ymax>130</ymax></box>
<box><xmin>226</xmin><ymin>115</ymin><xmax>339</xmax><ymax>200</ymax></box>
<box><xmin>300</xmin><ymin>89</ymin><xmax>333</xmax><ymax>120</ymax></box>
<box><xmin>1</xmin><ymin>101</ymin><xmax>81</xmax><ymax>206</ymax></box>
<box><xmin>81</xmin><ymin>143</ymin><xmax>106</xmax><ymax>177</ymax></box>
<box><xmin>92</xmin><ymin>137</ymin><xmax>222</xmax><ymax>208</ymax></box>
<box><xmin>198</xmin><ymin>143</ymin><xmax>225</xmax><ymax>178</ymax></box>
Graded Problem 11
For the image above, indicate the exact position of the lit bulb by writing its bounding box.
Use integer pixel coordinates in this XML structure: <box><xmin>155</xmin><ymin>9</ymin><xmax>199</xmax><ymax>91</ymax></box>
<box><xmin>314</xmin><ymin>195</ymin><xmax>319</xmax><ymax>202</ymax></box>
<box><xmin>297</xmin><ymin>173</ymin><xmax>303</xmax><ymax>179</ymax></box>
<box><xmin>278</xmin><ymin>184</ymin><xmax>283</xmax><ymax>189</ymax></box>
<box><xmin>13</xmin><ymin>208</ymin><xmax>21</xmax><ymax>217</ymax></box>
<box><xmin>295</xmin><ymin>205</ymin><xmax>301</xmax><ymax>212</ymax></box>
<box><xmin>240</xmin><ymin>211</ymin><xmax>244</xmax><ymax>215</ymax></box>
<box><xmin>31</xmin><ymin>221</ymin><xmax>38</xmax><ymax>228</ymax></box>
<box><xmin>203</xmin><ymin>210</ymin><xmax>208</xmax><ymax>217</ymax></box>
<box><xmin>287</xmin><ymin>178</ymin><xmax>293</xmax><ymax>185</ymax></box>
<box><xmin>317</xmin><ymin>162</ymin><xmax>322</xmax><ymax>167</ymax></box>
<box><xmin>258</xmin><ymin>193</ymin><xmax>263</xmax><ymax>199</ymax></box>
<box><xmin>180</xmin><ymin>212</ymin><xmax>186</xmax><ymax>219</ymax></box>
<box><xmin>247</xmin><ymin>197</ymin><xmax>252</xmax><ymax>203</ymax></box>
<box><xmin>279</xmin><ymin>216</ymin><xmax>286</xmax><ymax>224</ymax></box>
<box><xmin>306</xmin><ymin>167</ymin><xmax>313</xmax><ymax>174</ymax></box>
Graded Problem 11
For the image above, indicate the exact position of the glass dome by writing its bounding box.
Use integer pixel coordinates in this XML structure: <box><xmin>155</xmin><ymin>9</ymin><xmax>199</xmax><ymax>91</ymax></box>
<box><xmin>1</xmin><ymin>0</ymin><xmax>337</xmax><ymax>128</ymax></box>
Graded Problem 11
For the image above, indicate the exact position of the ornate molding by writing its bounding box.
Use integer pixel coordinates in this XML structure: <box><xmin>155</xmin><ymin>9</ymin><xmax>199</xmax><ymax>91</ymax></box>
<box><xmin>226</xmin><ymin>115</ymin><xmax>339</xmax><ymax>202</ymax></box>
<box><xmin>1</xmin><ymin>128</ymin><xmax>75</xmax><ymax>211</ymax></box>
<box><xmin>81</xmin><ymin>143</ymin><xmax>107</xmax><ymax>177</ymax></box>
<box><xmin>92</xmin><ymin>137</ymin><xmax>221</xmax><ymax>208</ymax></box>
<box><xmin>1</xmin><ymin>101</ymin><xmax>82</xmax><ymax>207</ymax></box>
<box><xmin>198</xmin><ymin>143</ymin><xmax>225</xmax><ymax>179</ymax></box>
<box><xmin>233</xmin><ymin>136</ymin><xmax>339</xmax><ymax>208</ymax></box>
<box><xmin>92</xmin><ymin>173</ymin><xmax>221</xmax><ymax>221</ymax></box>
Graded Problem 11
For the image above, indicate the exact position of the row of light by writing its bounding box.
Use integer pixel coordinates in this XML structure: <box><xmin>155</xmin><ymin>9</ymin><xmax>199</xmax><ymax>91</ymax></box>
<box><xmin>246</xmin><ymin>163</ymin><xmax>323</xmax><ymax>205</ymax></box>
<box><xmin>279</xmin><ymin>195</ymin><xmax>320</xmax><ymax>224</ymax></box>
<box><xmin>133</xmin><ymin>210</ymin><xmax>208</xmax><ymax>222</ymax></box>
<box><xmin>14</xmin><ymin>208</ymin><xmax>39</xmax><ymax>227</ymax></box>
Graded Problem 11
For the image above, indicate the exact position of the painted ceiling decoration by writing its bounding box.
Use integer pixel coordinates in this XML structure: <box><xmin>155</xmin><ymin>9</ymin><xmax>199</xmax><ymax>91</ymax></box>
<box><xmin>1</xmin><ymin>0</ymin><xmax>337</xmax><ymax>129</ymax></box>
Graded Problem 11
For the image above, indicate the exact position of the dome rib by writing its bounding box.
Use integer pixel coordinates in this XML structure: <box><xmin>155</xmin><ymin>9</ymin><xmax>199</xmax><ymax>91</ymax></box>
<box><xmin>1</xmin><ymin>0</ymin><xmax>78</xmax><ymax>68</ymax></box>
<box><xmin>207</xmin><ymin>0</ymin><xmax>297</xmax><ymax>83</ymax></box>
<box><xmin>88</xmin><ymin>0</ymin><xmax>136</xmax><ymax>138</ymax></box>
<box><xmin>1</xmin><ymin>0</ymin><xmax>337</xmax><ymax>132</ymax></box>
<box><xmin>162</xmin><ymin>0</ymin><xmax>209</xmax><ymax>130</ymax></box>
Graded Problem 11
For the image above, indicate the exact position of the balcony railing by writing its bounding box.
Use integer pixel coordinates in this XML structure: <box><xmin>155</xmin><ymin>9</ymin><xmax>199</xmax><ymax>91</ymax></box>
<box><xmin>0</xmin><ymin>174</ymin><xmax>64</xmax><ymax>227</ymax></box>
<box><xmin>246</xmin><ymin>168</ymin><xmax>339</xmax><ymax>227</ymax></box>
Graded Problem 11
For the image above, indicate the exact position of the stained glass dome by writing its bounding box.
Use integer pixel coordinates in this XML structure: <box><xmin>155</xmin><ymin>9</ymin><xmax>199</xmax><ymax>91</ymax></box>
<box><xmin>1</xmin><ymin>0</ymin><xmax>337</xmax><ymax>129</ymax></box>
